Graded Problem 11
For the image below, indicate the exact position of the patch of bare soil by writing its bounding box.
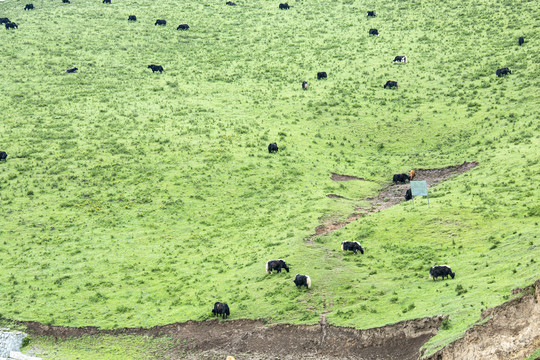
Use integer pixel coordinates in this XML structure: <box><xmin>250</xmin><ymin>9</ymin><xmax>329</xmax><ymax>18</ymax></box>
<box><xmin>311</xmin><ymin>162</ymin><xmax>478</xmax><ymax>239</ymax></box>
<box><xmin>19</xmin><ymin>316</ymin><xmax>445</xmax><ymax>360</ymax></box>
<box><xmin>423</xmin><ymin>279</ymin><xmax>540</xmax><ymax>360</ymax></box>
<box><xmin>331</xmin><ymin>173</ymin><xmax>364</xmax><ymax>181</ymax></box>
<box><xmin>327</xmin><ymin>194</ymin><xmax>350</xmax><ymax>199</ymax></box>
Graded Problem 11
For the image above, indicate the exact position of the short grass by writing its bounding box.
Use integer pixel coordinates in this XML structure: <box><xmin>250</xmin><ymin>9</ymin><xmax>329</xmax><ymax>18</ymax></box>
<box><xmin>0</xmin><ymin>0</ymin><xmax>539</xmax><ymax>356</ymax></box>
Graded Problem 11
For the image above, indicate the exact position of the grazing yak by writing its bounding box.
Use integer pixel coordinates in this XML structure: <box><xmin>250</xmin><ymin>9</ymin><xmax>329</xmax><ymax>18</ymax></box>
<box><xmin>102</xmin><ymin>0</ymin><xmax>111</xmax><ymax>3</ymax></box>
<box><xmin>317</xmin><ymin>72</ymin><xmax>327</xmax><ymax>80</ymax></box>
<box><xmin>5</xmin><ymin>22</ymin><xmax>18</xmax><ymax>29</ymax></box>
<box><xmin>212</xmin><ymin>302</ymin><xmax>230</xmax><ymax>319</ymax></box>
<box><xmin>341</xmin><ymin>241</ymin><xmax>364</xmax><ymax>254</ymax></box>
<box><xmin>65</xmin><ymin>67</ymin><xmax>78</xmax><ymax>73</ymax></box>
<box><xmin>366</xmin><ymin>11</ymin><xmax>376</xmax><ymax>17</ymax></box>
<box><xmin>148</xmin><ymin>64</ymin><xmax>164</xmax><ymax>73</ymax></box>
<box><xmin>266</xmin><ymin>259</ymin><xmax>290</xmax><ymax>274</ymax></box>
<box><xmin>369</xmin><ymin>28</ymin><xmax>379</xmax><ymax>36</ymax></box>
<box><xmin>384</xmin><ymin>80</ymin><xmax>398</xmax><ymax>89</ymax></box>
<box><xmin>128</xmin><ymin>15</ymin><xmax>137</xmax><ymax>21</ymax></box>
<box><xmin>405</xmin><ymin>189</ymin><xmax>412</xmax><ymax>201</ymax></box>
<box><xmin>0</xmin><ymin>18</ymin><xmax>10</xmax><ymax>25</ymax></box>
<box><xmin>393</xmin><ymin>56</ymin><xmax>407</xmax><ymax>63</ymax></box>
<box><xmin>496</xmin><ymin>67</ymin><xmax>511</xmax><ymax>77</ymax></box>
<box><xmin>155</xmin><ymin>19</ymin><xmax>166</xmax><ymax>26</ymax></box>
<box><xmin>429</xmin><ymin>265</ymin><xmax>455</xmax><ymax>281</ymax></box>
<box><xmin>393</xmin><ymin>173</ymin><xmax>410</xmax><ymax>183</ymax></box>
<box><xmin>177</xmin><ymin>23</ymin><xmax>189</xmax><ymax>30</ymax></box>
<box><xmin>279</xmin><ymin>3</ymin><xmax>290</xmax><ymax>9</ymax></box>
<box><xmin>0</xmin><ymin>151</ymin><xmax>7</xmax><ymax>161</ymax></box>
<box><xmin>518</xmin><ymin>36</ymin><xmax>524</xmax><ymax>46</ymax></box>
<box><xmin>302</xmin><ymin>81</ymin><xmax>308</xmax><ymax>90</ymax></box>
<box><xmin>268</xmin><ymin>142</ymin><xmax>278</xmax><ymax>153</ymax></box>
<box><xmin>63</xmin><ymin>0</ymin><xmax>70</xmax><ymax>3</ymax></box>
<box><xmin>24</xmin><ymin>4</ymin><xmax>34</xmax><ymax>10</ymax></box>
<box><xmin>226</xmin><ymin>1</ymin><xmax>236</xmax><ymax>5</ymax></box>
<box><xmin>409</xmin><ymin>169</ymin><xmax>415</xmax><ymax>180</ymax></box>
<box><xmin>294</xmin><ymin>274</ymin><xmax>311</xmax><ymax>289</ymax></box>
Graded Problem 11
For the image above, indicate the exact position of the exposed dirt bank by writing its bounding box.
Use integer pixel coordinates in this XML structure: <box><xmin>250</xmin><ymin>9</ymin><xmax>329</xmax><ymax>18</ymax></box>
<box><xmin>423</xmin><ymin>279</ymin><xmax>540</xmax><ymax>360</ymax></box>
<box><xmin>313</xmin><ymin>162</ymin><xmax>478</xmax><ymax>239</ymax></box>
<box><xmin>17</xmin><ymin>316</ymin><xmax>445</xmax><ymax>360</ymax></box>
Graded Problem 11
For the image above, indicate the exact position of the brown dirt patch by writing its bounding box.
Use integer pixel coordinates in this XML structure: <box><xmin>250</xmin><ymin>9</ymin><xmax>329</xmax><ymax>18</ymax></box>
<box><xmin>327</xmin><ymin>194</ymin><xmax>350</xmax><ymax>199</ymax></box>
<box><xmin>20</xmin><ymin>316</ymin><xmax>445</xmax><ymax>360</ymax></box>
<box><xmin>423</xmin><ymin>279</ymin><xmax>540</xmax><ymax>360</ymax></box>
<box><xmin>311</xmin><ymin>162</ymin><xmax>478</xmax><ymax>240</ymax></box>
<box><xmin>331</xmin><ymin>173</ymin><xmax>364</xmax><ymax>181</ymax></box>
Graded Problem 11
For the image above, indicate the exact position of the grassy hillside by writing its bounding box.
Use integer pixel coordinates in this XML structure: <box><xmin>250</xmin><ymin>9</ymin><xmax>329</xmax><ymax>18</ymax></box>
<box><xmin>0</xmin><ymin>0</ymin><xmax>539</xmax><ymax>356</ymax></box>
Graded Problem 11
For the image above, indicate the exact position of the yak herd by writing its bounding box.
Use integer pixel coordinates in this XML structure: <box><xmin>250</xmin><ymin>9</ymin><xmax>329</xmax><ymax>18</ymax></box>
<box><xmin>1</xmin><ymin>0</ymin><xmax>521</xmax><ymax>321</ymax></box>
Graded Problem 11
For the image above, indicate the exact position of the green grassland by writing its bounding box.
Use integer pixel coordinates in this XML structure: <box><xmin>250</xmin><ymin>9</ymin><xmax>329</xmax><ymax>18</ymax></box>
<box><xmin>1</xmin><ymin>0</ymin><xmax>539</xmax><ymax>356</ymax></box>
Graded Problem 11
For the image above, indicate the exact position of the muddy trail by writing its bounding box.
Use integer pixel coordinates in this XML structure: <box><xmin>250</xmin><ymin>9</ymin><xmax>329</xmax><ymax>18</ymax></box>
<box><xmin>19</xmin><ymin>316</ymin><xmax>445</xmax><ymax>360</ymax></box>
<box><xmin>313</xmin><ymin>161</ymin><xmax>478</xmax><ymax>239</ymax></box>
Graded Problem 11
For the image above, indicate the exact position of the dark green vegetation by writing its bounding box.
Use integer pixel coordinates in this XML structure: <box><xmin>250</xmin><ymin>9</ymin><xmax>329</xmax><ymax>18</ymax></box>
<box><xmin>0</xmin><ymin>0</ymin><xmax>539</xmax><ymax>356</ymax></box>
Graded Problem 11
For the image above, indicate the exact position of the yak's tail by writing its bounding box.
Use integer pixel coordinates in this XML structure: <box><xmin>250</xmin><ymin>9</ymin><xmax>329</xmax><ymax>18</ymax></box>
<box><xmin>306</xmin><ymin>275</ymin><xmax>311</xmax><ymax>289</ymax></box>
<box><xmin>265</xmin><ymin>261</ymin><xmax>270</xmax><ymax>274</ymax></box>
<box><xmin>341</xmin><ymin>242</ymin><xmax>344</xmax><ymax>251</ymax></box>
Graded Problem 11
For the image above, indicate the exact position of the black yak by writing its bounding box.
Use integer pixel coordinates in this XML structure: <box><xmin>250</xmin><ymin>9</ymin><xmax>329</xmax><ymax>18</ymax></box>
<box><xmin>405</xmin><ymin>189</ymin><xmax>412</xmax><ymax>201</ymax></box>
<box><xmin>0</xmin><ymin>18</ymin><xmax>11</xmax><ymax>25</ymax></box>
<box><xmin>65</xmin><ymin>67</ymin><xmax>78</xmax><ymax>73</ymax></box>
<box><xmin>384</xmin><ymin>81</ymin><xmax>398</xmax><ymax>89</ymax></box>
<box><xmin>24</xmin><ymin>4</ymin><xmax>34</xmax><ymax>10</ymax></box>
<box><xmin>148</xmin><ymin>64</ymin><xmax>164</xmax><ymax>73</ymax></box>
<box><xmin>393</xmin><ymin>56</ymin><xmax>407</xmax><ymax>63</ymax></box>
<box><xmin>429</xmin><ymin>265</ymin><xmax>455</xmax><ymax>280</ymax></box>
<box><xmin>268</xmin><ymin>142</ymin><xmax>278</xmax><ymax>153</ymax></box>
<box><xmin>302</xmin><ymin>81</ymin><xmax>308</xmax><ymax>90</ymax></box>
<box><xmin>266</xmin><ymin>259</ymin><xmax>290</xmax><ymax>274</ymax></box>
<box><xmin>155</xmin><ymin>19</ymin><xmax>166</xmax><ymax>26</ymax></box>
<box><xmin>369</xmin><ymin>28</ymin><xmax>379</xmax><ymax>36</ymax></box>
<box><xmin>518</xmin><ymin>36</ymin><xmax>524</xmax><ymax>46</ymax></box>
<box><xmin>279</xmin><ymin>3</ymin><xmax>290</xmax><ymax>9</ymax></box>
<box><xmin>177</xmin><ymin>24</ymin><xmax>189</xmax><ymax>30</ymax></box>
<box><xmin>212</xmin><ymin>302</ymin><xmax>230</xmax><ymax>318</ymax></box>
<box><xmin>5</xmin><ymin>22</ymin><xmax>18</xmax><ymax>29</ymax></box>
<box><xmin>393</xmin><ymin>173</ymin><xmax>410</xmax><ymax>183</ymax></box>
<box><xmin>496</xmin><ymin>67</ymin><xmax>511</xmax><ymax>77</ymax></box>
<box><xmin>366</xmin><ymin>11</ymin><xmax>376</xmax><ymax>17</ymax></box>
<box><xmin>317</xmin><ymin>72</ymin><xmax>327</xmax><ymax>80</ymax></box>
<box><xmin>128</xmin><ymin>15</ymin><xmax>137</xmax><ymax>21</ymax></box>
<box><xmin>0</xmin><ymin>151</ymin><xmax>7</xmax><ymax>161</ymax></box>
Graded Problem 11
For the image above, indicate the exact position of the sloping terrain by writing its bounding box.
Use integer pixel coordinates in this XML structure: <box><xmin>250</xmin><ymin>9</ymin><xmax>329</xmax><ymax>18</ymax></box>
<box><xmin>0</xmin><ymin>0</ymin><xmax>539</xmax><ymax>357</ymax></box>
<box><xmin>424</xmin><ymin>280</ymin><xmax>540</xmax><ymax>360</ymax></box>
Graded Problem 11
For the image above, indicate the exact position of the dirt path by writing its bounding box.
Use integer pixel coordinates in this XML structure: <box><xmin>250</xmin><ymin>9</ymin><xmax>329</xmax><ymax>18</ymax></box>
<box><xmin>311</xmin><ymin>162</ymin><xmax>478</xmax><ymax>240</ymax></box>
<box><xmin>21</xmin><ymin>316</ymin><xmax>445</xmax><ymax>360</ymax></box>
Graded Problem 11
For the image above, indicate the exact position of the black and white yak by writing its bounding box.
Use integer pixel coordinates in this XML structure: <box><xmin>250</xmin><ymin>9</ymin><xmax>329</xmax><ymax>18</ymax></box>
<box><xmin>212</xmin><ymin>302</ymin><xmax>230</xmax><ymax>318</ymax></box>
<box><xmin>293</xmin><ymin>274</ymin><xmax>311</xmax><ymax>289</ymax></box>
<box><xmin>429</xmin><ymin>265</ymin><xmax>455</xmax><ymax>280</ymax></box>
<box><xmin>266</xmin><ymin>259</ymin><xmax>289</xmax><ymax>274</ymax></box>
<box><xmin>341</xmin><ymin>241</ymin><xmax>364</xmax><ymax>254</ymax></box>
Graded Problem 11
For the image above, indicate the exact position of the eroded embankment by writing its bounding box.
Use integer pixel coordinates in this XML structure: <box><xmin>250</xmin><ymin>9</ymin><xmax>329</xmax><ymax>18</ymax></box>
<box><xmin>313</xmin><ymin>161</ymin><xmax>478</xmax><ymax>238</ymax></box>
<box><xmin>16</xmin><ymin>315</ymin><xmax>445</xmax><ymax>360</ymax></box>
<box><xmin>423</xmin><ymin>280</ymin><xmax>540</xmax><ymax>360</ymax></box>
